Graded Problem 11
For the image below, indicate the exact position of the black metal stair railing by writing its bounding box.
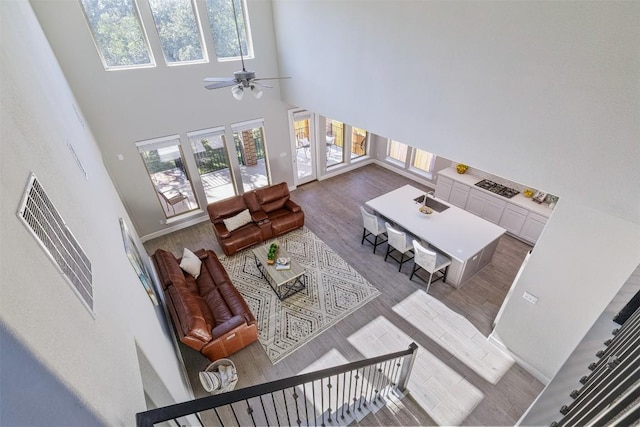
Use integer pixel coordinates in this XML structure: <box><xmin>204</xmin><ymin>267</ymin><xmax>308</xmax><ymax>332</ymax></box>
<box><xmin>136</xmin><ymin>342</ymin><xmax>418</xmax><ymax>427</ymax></box>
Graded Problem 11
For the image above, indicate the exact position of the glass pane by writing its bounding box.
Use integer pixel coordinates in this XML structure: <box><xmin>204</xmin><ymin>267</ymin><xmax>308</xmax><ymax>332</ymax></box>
<box><xmin>80</xmin><ymin>0</ymin><xmax>152</xmax><ymax>68</ymax></box>
<box><xmin>140</xmin><ymin>144</ymin><xmax>198</xmax><ymax>218</ymax></box>
<box><xmin>326</xmin><ymin>119</ymin><xmax>344</xmax><ymax>167</ymax></box>
<box><xmin>388</xmin><ymin>140</ymin><xmax>408</xmax><ymax>162</ymax></box>
<box><xmin>351</xmin><ymin>127</ymin><xmax>367</xmax><ymax>159</ymax></box>
<box><xmin>205</xmin><ymin>0</ymin><xmax>252</xmax><ymax>59</ymax></box>
<box><xmin>294</xmin><ymin>118</ymin><xmax>312</xmax><ymax>181</ymax></box>
<box><xmin>412</xmin><ymin>149</ymin><xmax>435</xmax><ymax>173</ymax></box>
<box><xmin>233</xmin><ymin>126</ymin><xmax>270</xmax><ymax>191</ymax></box>
<box><xmin>148</xmin><ymin>0</ymin><xmax>205</xmax><ymax>64</ymax></box>
<box><xmin>188</xmin><ymin>132</ymin><xmax>236</xmax><ymax>203</ymax></box>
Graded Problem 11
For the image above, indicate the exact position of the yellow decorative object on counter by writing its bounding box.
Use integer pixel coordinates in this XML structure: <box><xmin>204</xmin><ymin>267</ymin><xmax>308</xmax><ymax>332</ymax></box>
<box><xmin>523</xmin><ymin>189</ymin><xmax>534</xmax><ymax>198</ymax></box>
<box><xmin>456</xmin><ymin>164</ymin><xmax>469</xmax><ymax>174</ymax></box>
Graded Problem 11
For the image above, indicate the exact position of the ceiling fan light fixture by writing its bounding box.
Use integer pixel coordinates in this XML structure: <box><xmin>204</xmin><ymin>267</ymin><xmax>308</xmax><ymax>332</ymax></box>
<box><xmin>231</xmin><ymin>85</ymin><xmax>244</xmax><ymax>100</ymax></box>
<box><xmin>250</xmin><ymin>85</ymin><xmax>263</xmax><ymax>99</ymax></box>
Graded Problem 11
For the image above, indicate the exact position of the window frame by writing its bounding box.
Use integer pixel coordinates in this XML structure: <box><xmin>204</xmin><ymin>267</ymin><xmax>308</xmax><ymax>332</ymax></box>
<box><xmin>135</xmin><ymin>135</ymin><xmax>200</xmax><ymax>219</ymax></box>
<box><xmin>147</xmin><ymin>0</ymin><xmax>208</xmax><ymax>66</ymax></box>
<box><xmin>79</xmin><ymin>0</ymin><xmax>156</xmax><ymax>71</ymax></box>
<box><xmin>205</xmin><ymin>0</ymin><xmax>254</xmax><ymax>62</ymax></box>
<box><xmin>385</xmin><ymin>139</ymin><xmax>437</xmax><ymax>179</ymax></box>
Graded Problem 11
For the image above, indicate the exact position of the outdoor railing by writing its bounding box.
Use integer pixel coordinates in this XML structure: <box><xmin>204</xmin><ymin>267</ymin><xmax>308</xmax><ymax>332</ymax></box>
<box><xmin>136</xmin><ymin>343</ymin><xmax>418</xmax><ymax>427</ymax></box>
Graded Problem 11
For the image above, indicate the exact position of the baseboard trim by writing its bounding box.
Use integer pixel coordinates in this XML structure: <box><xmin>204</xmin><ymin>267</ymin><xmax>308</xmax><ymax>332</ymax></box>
<box><xmin>488</xmin><ymin>331</ymin><xmax>552</xmax><ymax>385</ymax></box>
<box><xmin>141</xmin><ymin>213</ymin><xmax>210</xmax><ymax>242</ymax></box>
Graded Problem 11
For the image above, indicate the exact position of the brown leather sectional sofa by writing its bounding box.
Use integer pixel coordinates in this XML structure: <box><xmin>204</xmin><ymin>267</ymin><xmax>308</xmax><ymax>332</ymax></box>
<box><xmin>207</xmin><ymin>182</ymin><xmax>305</xmax><ymax>256</ymax></box>
<box><xmin>152</xmin><ymin>248</ymin><xmax>258</xmax><ymax>362</ymax></box>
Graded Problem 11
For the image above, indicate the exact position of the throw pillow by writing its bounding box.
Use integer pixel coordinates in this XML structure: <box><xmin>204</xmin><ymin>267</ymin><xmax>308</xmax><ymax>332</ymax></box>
<box><xmin>179</xmin><ymin>248</ymin><xmax>202</xmax><ymax>279</ymax></box>
<box><xmin>223</xmin><ymin>208</ymin><xmax>252</xmax><ymax>232</ymax></box>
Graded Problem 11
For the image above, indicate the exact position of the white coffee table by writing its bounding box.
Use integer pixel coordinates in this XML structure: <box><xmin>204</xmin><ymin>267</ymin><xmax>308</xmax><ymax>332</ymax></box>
<box><xmin>252</xmin><ymin>243</ymin><xmax>307</xmax><ymax>300</ymax></box>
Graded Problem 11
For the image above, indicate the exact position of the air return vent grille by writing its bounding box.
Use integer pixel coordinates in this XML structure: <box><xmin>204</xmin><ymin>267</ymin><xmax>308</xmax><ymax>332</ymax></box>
<box><xmin>17</xmin><ymin>174</ymin><xmax>93</xmax><ymax>313</ymax></box>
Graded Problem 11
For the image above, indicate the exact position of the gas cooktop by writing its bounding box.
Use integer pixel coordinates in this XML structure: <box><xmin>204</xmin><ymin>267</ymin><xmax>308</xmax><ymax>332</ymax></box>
<box><xmin>474</xmin><ymin>179</ymin><xmax>519</xmax><ymax>199</ymax></box>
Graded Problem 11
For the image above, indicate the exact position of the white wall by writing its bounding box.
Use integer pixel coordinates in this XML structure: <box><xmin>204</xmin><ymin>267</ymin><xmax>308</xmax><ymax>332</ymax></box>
<box><xmin>271</xmin><ymin>0</ymin><xmax>640</xmax><ymax>380</ymax></box>
<box><xmin>1</xmin><ymin>1</ymin><xmax>193</xmax><ymax>424</ymax></box>
<box><xmin>30</xmin><ymin>0</ymin><xmax>296</xmax><ymax>238</ymax></box>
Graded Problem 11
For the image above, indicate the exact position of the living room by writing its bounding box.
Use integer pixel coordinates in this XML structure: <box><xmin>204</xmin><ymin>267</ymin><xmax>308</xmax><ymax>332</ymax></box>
<box><xmin>2</xmin><ymin>1</ymin><xmax>638</xmax><ymax>426</ymax></box>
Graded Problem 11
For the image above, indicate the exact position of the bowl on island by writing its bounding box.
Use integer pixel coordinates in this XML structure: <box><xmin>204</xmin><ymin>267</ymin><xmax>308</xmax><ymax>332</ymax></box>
<box><xmin>418</xmin><ymin>206</ymin><xmax>433</xmax><ymax>215</ymax></box>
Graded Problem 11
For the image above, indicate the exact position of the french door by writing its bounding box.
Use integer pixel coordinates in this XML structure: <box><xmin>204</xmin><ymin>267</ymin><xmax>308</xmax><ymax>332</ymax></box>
<box><xmin>290</xmin><ymin>109</ymin><xmax>317</xmax><ymax>186</ymax></box>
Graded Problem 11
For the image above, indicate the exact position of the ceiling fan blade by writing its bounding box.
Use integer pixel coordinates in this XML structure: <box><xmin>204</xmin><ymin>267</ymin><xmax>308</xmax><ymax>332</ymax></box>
<box><xmin>204</xmin><ymin>77</ymin><xmax>234</xmax><ymax>82</ymax></box>
<box><xmin>252</xmin><ymin>81</ymin><xmax>273</xmax><ymax>89</ymax></box>
<box><xmin>253</xmin><ymin>77</ymin><xmax>291</xmax><ymax>81</ymax></box>
<box><xmin>205</xmin><ymin>81</ymin><xmax>239</xmax><ymax>90</ymax></box>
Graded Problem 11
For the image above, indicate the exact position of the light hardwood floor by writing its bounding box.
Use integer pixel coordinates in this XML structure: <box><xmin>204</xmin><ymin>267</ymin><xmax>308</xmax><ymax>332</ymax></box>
<box><xmin>144</xmin><ymin>164</ymin><xmax>544</xmax><ymax>426</ymax></box>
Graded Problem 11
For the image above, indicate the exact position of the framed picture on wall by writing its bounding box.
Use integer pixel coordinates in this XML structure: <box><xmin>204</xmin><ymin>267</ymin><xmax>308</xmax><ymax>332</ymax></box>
<box><xmin>119</xmin><ymin>218</ymin><xmax>159</xmax><ymax>306</ymax></box>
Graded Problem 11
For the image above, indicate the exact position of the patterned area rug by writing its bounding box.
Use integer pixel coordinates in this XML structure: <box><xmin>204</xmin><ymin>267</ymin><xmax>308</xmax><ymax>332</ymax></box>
<box><xmin>218</xmin><ymin>227</ymin><xmax>380</xmax><ymax>364</ymax></box>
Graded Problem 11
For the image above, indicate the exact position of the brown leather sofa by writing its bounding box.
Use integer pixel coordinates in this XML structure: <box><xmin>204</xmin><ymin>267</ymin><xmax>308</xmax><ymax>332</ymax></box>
<box><xmin>152</xmin><ymin>248</ymin><xmax>258</xmax><ymax>361</ymax></box>
<box><xmin>207</xmin><ymin>182</ymin><xmax>305</xmax><ymax>256</ymax></box>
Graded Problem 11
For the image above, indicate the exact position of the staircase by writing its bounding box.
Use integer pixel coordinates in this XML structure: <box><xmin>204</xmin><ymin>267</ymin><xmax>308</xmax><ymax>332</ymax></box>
<box><xmin>136</xmin><ymin>343</ymin><xmax>422</xmax><ymax>427</ymax></box>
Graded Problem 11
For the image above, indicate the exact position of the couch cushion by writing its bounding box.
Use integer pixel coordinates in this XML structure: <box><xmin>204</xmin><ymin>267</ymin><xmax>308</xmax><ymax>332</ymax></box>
<box><xmin>207</xmin><ymin>195</ymin><xmax>247</xmax><ymax>223</ymax></box>
<box><xmin>255</xmin><ymin>183</ymin><xmax>290</xmax><ymax>213</ymax></box>
<box><xmin>179</xmin><ymin>248</ymin><xmax>202</xmax><ymax>278</ymax></box>
<box><xmin>223</xmin><ymin>208</ymin><xmax>252</xmax><ymax>232</ymax></box>
<box><xmin>153</xmin><ymin>249</ymin><xmax>187</xmax><ymax>290</ymax></box>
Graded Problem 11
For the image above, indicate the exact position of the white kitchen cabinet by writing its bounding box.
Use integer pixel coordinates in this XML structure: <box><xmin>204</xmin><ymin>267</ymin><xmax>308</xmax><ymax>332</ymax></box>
<box><xmin>465</xmin><ymin>189</ymin><xmax>506</xmax><ymax>224</ymax></box>
<box><xmin>435</xmin><ymin>175</ymin><xmax>453</xmax><ymax>201</ymax></box>
<box><xmin>520</xmin><ymin>211</ymin><xmax>548</xmax><ymax>244</ymax></box>
<box><xmin>499</xmin><ymin>203</ymin><xmax>528</xmax><ymax>235</ymax></box>
<box><xmin>449</xmin><ymin>182</ymin><xmax>470</xmax><ymax>208</ymax></box>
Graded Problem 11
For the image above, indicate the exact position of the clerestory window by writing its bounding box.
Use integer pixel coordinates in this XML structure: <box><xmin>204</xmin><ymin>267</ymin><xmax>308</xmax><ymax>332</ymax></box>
<box><xmin>205</xmin><ymin>0</ymin><xmax>253</xmax><ymax>60</ymax></box>
<box><xmin>148</xmin><ymin>0</ymin><xmax>206</xmax><ymax>64</ymax></box>
<box><xmin>80</xmin><ymin>0</ymin><xmax>154</xmax><ymax>69</ymax></box>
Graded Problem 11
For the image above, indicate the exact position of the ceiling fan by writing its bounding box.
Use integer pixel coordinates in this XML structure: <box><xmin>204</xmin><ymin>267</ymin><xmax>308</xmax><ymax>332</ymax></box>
<box><xmin>203</xmin><ymin>0</ymin><xmax>289</xmax><ymax>100</ymax></box>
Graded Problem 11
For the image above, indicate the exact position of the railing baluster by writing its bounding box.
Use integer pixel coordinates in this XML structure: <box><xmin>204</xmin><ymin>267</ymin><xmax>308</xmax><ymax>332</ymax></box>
<box><xmin>245</xmin><ymin>399</ymin><xmax>256</xmax><ymax>426</ymax></box>
<box><xmin>312</xmin><ymin>379</ymin><xmax>317</xmax><ymax>427</ymax></box>
<box><xmin>346</xmin><ymin>369</ymin><xmax>354</xmax><ymax>416</ymax></box>
<box><xmin>366</xmin><ymin>365</ymin><xmax>375</xmax><ymax>406</ymax></box>
<box><xmin>230</xmin><ymin>403</ymin><xmax>240</xmax><ymax>425</ymax></box>
<box><xmin>271</xmin><ymin>392</ymin><xmax>280</xmax><ymax>427</ymax></box>
<box><xmin>320</xmin><ymin>377</ymin><xmax>325</xmax><ymax>425</ymax></box>
<box><xmin>302</xmin><ymin>382</ymin><xmax>309</xmax><ymax>427</ymax></box>
<box><xmin>326</xmin><ymin>375</ymin><xmax>333</xmax><ymax>423</ymax></box>
<box><xmin>341</xmin><ymin>371</ymin><xmax>347</xmax><ymax>420</ymax></box>
<box><xmin>282</xmin><ymin>389</ymin><xmax>292</xmax><ymax>426</ymax></box>
<box><xmin>213</xmin><ymin>408</ymin><xmax>223</xmax><ymax>425</ymax></box>
<box><xmin>258</xmin><ymin>395</ymin><xmax>270</xmax><ymax>427</ymax></box>
<box><xmin>382</xmin><ymin>359</ymin><xmax>393</xmax><ymax>398</ymax></box>
<box><xmin>352</xmin><ymin>369</ymin><xmax>360</xmax><ymax>413</ymax></box>
<box><xmin>292</xmin><ymin>386</ymin><xmax>302</xmax><ymax>426</ymax></box>
<box><xmin>372</xmin><ymin>364</ymin><xmax>382</xmax><ymax>404</ymax></box>
<box><xmin>358</xmin><ymin>367</ymin><xmax>366</xmax><ymax>412</ymax></box>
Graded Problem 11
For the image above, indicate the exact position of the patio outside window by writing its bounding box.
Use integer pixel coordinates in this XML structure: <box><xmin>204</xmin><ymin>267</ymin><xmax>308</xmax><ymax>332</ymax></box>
<box><xmin>136</xmin><ymin>136</ymin><xmax>199</xmax><ymax>218</ymax></box>
<box><xmin>351</xmin><ymin>127</ymin><xmax>367</xmax><ymax>159</ymax></box>
<box><xmin>231</xmin><ymin>119</ymin><xmax>271</xmax><ymax>191</ymax></box>
<box><xmin>326</xmin><ymin>119</ymin><xmax>345</xmax><ymax>167</ymax></box>
<box><xmin>187</xmin><ymin>127</ymin><xmax>236</xmax><ymax>204</ymax></box>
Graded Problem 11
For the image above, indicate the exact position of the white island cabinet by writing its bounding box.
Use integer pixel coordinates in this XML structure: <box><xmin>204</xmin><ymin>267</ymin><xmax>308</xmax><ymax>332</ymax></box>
<box><xmin>366</xmin><ymin>185</ymin><xmax>506</xmax><ymax>288</ymax></box>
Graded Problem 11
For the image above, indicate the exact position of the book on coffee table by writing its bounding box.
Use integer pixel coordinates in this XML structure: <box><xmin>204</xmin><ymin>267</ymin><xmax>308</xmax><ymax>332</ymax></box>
<box><xmin>275</xmin><ymin>257</ymin><xmax>290</xmax><ymax>270</ymax></box>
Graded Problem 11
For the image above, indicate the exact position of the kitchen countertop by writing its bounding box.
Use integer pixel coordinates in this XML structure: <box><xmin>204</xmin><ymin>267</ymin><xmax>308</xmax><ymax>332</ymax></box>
<box><xmin>438</xmin><ymin>167</ymin><xmax>554</xmax><ymax>218</ymax></box>
<box><xmin>366</xmin><ymin>185</ymin><xmax>506</xmax><ymax>262</ymax></box>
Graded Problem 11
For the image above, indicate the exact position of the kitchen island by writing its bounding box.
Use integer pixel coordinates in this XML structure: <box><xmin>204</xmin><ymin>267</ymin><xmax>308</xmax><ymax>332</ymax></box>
<box><xmin>366</xmin><ymin>185</ymin><xmax>507</xmax><ymax>287</ymax></box>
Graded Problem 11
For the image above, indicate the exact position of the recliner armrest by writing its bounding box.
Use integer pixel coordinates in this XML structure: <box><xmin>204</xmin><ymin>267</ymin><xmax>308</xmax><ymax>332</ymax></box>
<box><xmin>213</xmin><ymin>222</ymin><xmax>231</xmax><ymax>239</ymax></box>
<box><xmin>211</xmin><ymin>314</ymin><xmax>245</xmax><ymax>340</ymax></box>
<box><xmin>250</xmin><ymin>210</ymin><xmax>268</xmax><ymax>223</ymax></box>
<box><xmin>285</xmin><ymin>199</ymin><xmax>302</xmax><ymax>213</ymax></box>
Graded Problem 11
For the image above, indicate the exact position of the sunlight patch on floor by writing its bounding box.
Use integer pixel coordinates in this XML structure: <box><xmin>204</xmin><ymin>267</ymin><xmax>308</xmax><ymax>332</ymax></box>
<box><xmin>347</xmin><ymin>315</ymin><xmax>484</xmax><ymax>426</ymax></box>
<box><xmin>393</xmin><ymin>290</ymin><xmax>514</xmax><ymax>384</ymax></box>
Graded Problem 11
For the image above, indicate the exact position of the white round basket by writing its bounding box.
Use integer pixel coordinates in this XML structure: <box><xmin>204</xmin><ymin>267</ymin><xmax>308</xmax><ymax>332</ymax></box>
<box><xmin>199</xmin><ymin>358</ymin><xmax>238</xmax><ymax>394</ymax></box>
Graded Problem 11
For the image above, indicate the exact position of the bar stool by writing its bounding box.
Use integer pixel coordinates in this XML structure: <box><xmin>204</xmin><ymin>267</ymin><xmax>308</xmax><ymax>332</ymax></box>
<box><xmin>360</xmin><ymin>206</ymin><xmax>387</xmax><ymax>254</ymax></box>
<box><xmin>410</xmin><ymin>240</ymin><xmax>452</xmax><ymax>293</ymax></box>
<box><xmin>384</xmin><ymin>222</ymin><xmax>415</xmax><ymax>272</ymax></box>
